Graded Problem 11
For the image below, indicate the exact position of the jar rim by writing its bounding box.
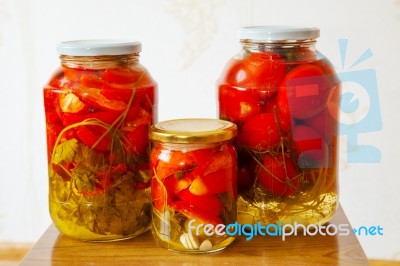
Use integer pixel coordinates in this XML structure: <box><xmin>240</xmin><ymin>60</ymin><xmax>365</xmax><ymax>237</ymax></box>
<box><xmin>238</xmin><ymin>26</ymin><xmax>320</xmax><ymax>41</ymax></box>
<box><xmin>57</xmin><ymin>39</ymin><xmax>141</xmax><ymax>56</ymax></box>
<box><xmin>150</xmin><ymin>118</ymin><xmax>237</xmax><ymax>144</ymax></box>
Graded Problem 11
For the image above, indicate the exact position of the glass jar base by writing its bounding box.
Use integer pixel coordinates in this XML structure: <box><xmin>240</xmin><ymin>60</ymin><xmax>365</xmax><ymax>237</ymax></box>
<box><xmin>154</xmin><ymin>235</ymin><xmax>236</xmax><ymax>254</ymax></box>
<box><xmin>237</xmin><ymin>192</ymin><xmax>338</xmax><ymax>226</ymax></box>
<box><xmin>49</xmin><ymin>197</ymin><xmax>152</xmax><ymax>242</ymax></box>
<box><xmin>52</xmin><ymin>218</ymin><xmax>151</xmax><ymax>242</ymax></box>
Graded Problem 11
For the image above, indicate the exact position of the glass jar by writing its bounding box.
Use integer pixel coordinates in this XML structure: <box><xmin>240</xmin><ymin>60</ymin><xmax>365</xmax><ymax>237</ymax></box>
<box><xmin>44</xmin><ymin>40</ymin><xmax>157</xmax><ymax>241</ymax></box>
<box><xmin>150</xmin><ymin>119</ymin><xmax>237</xmax><ymax>253</ymax></box>
<box><xmin>217</xmin><ymin>26</ymin><xmax>340</xmax><ymax>226</ymax></box>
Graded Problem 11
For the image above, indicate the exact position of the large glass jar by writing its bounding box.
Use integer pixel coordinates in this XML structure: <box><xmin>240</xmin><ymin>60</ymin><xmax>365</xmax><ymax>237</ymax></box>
<box><xmin>44</xmin><ymin>40</ymin><xmax>157</xmax><ymax>241</ymax></box>
<box><xmin>150</xmin><ymin>119</ymin><xmax>237</xmax><ymax>253</ymax></box>
<box><xmin>217</xmin><ymin>26</ymin><xmax>340</xmax><ymax>226</ymax></box>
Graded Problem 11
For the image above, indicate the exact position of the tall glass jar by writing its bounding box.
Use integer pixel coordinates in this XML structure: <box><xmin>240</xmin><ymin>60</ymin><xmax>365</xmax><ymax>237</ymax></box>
<box><xmin>44</xmin><ymin>40</ymin><xmax>157</xmax><ymax>241</ymax></box>
<box><xmin>150</xmin><ymin>119</ymin><xmax>237</xmax><ymax>253</ymax></box>
<box><xmin>217</xmin><ymin>26</ymin><xmax>340</xmax><ymax>226</ymax></box>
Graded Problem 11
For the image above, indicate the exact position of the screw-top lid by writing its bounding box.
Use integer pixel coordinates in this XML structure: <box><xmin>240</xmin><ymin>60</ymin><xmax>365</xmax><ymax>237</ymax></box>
<box><xmin>57</xmin><ymin>40</ymin><xmax>142</xmax><ymax>56</ymax></box>
<box><xmin>150</xmin><ymin>118</ymin><xmax>237</xmax><ymax>144</ymax></box>
<box><xmin>238</xmin><ymin>26</ymin><xmax>320</xmax><ymax>41</ymax></box>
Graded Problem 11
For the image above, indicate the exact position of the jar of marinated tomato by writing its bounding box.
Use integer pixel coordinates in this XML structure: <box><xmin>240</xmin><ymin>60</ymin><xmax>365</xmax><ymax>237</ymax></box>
<box><xmin>44</xmin><ymin>40</ymin><xmax>157</xmax><ymax>241</ymax></box>
<box><xmin>217</xmin><ymin>26</ymin><xmax>340</xmax><ymax>226</ymax></box>
<box><xmin>150</xmin><ymin>119</ymin><xmax>237</xmax><ymax>253</ymax></box>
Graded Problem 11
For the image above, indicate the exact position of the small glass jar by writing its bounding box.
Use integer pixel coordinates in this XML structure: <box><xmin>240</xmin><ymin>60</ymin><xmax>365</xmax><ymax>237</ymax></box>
<box><xmin>217</xmin><ymin>26</ymin><xmax>340</xmax><ymax>226</ymax></box>
<box><xmin>44</xmin><ymin>40</ymin><xmax>157</xmax><ymax>241</ymax></box>
<box><xmin>150</xmin><ymin>119</ymin><xmax>237</xmax><ymax>253</ymax></box>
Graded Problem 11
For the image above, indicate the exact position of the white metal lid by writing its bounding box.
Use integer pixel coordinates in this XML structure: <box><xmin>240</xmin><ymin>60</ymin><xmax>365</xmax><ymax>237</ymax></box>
<box><xmin>57</xmin><ymin>40</ymin><xmax>142</xmax><ymax>56</ymax></box>
<box><xmin>238</xmin><ymin>26</ymin><xmax>320</xmax><ymax>41</ymax></box>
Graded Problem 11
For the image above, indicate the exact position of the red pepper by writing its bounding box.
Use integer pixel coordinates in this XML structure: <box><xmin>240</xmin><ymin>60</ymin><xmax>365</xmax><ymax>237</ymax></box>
<box><xmin>171</xmin><ymin>200</ymin><xmax>222</xmax><ymax>226</ymax></box>
<box><xmin>152</xmin><ymin>178</ymin><xmax>166</xmax><ymax>211</ymax></box>
<box><xmin>176</xmin><ymin>189</ymin><xmax>222</xmax><ymax>218</ymax></box>
<box><xmin>124</xmin><ymin>124</ymin><xmax>149</xmax><ymax>155</ymax></box>
<box><xmin>152</xmin><ymin>149</ymin><xmax>197</xmax><ymax>180</ymax></box>
<box><xmin>103</xmin><ymin>68</ymin><xmax>142</xmax><ymax>84</ymax></box>
<box><xmin>80</xmin><ymin>74</ymin><xmax>104</xmax><ymax>88</ymax></box>
<box><xmin>75</xmin><ymin>88</ymin><xmax>127</xmax><ymax>112</ymax></box>
<box><xmin>75</xmin><ymin>125</ymin><xmax>111</xmax><ymax>152</ymax></box>
<box><xmin>61</xmin><ymin>110</ymin><xmax>123</xmax><ymax>127</ymax></box>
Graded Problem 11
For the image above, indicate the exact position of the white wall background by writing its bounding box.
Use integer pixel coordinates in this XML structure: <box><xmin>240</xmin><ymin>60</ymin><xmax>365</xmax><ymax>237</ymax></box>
<box><xmin>0</xmin><ymin>0</ymin><xmax>399</xmax><ymax>261</ymax></box>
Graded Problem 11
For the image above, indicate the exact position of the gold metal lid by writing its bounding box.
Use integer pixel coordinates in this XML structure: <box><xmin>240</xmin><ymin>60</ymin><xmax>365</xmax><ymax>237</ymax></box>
<box><xmin>150</xmin><ymin>118</ymin><xmax>237</xmax><ymax>144</ymax></box>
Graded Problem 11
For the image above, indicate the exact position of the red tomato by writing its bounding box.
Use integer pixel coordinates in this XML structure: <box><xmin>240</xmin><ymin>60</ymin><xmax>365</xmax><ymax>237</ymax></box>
<box><xmin>219</xmin><ymin>59</ymin><xmax>250</xmax><ymax>85</ymax></box>
<box><xmin>292</xmin><ymin>125</ymin><xmax>328</xmax><ymax>168</ymax></box>
<box><xmin>218</xmin><ymin>85</ymin><xmax>261</xmax><ymax>123</ymax></box>
<box><xmin>237</xmin><ymin>165</ymin><xmax>254</xmax><ymax>192</ymax></box>
<box><xmin>280</xmin><ymin>64</ymin><xmax>329</xmax><ymax>119</ymax></box>
<box><xmin>266</xmin><ymin>93</ymin><xmax>292</xmax><ymax>133</ymax></box>
<box><xmin>238</xmin><ymin>113</ymin><xmax>280</xmax><ymax>149</ymax></box>
<box><xmin>258</xmin><ymin>155</ymin><xmax>299</xmax><ymax>196</ymax></box>
<box><xmin>241</xmin><ymin>52</ymin><xmax>286</xmax><ymax>92</ymax></box>
<box><xmin>305</xmin><ymin>109</ymin><xmax>338</xmax><ymax>145</ymax></box>
<box><xmin>221</xmin><ymin>53</ymin><xmax>286</xmax><ymax>94</ymax></box>
<box><xmin>236</xmin><ymin>152</ymin><xmax>255</xmax><ymax>192</ymax></box>
<box><xmin>292</xmin><ymin>47</ymin><xmax>318</xmax><ymax>62</ymax></box>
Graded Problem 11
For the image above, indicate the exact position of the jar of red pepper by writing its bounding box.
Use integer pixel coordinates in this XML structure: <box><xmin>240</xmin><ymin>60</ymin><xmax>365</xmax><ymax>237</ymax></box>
<box><xmin>217</xmin><ymin>26</ymin><xmax>340</xmax><ymax>226</ymax></box>
<box><xmin>44</xmin><ymin>40</ymin><xmax>157</xmax><ymax>241</ymax></box>
<box><xmin>150</xmin><ymin>118</ymin><xmax>237</xmax><ymax>253</ymax></box>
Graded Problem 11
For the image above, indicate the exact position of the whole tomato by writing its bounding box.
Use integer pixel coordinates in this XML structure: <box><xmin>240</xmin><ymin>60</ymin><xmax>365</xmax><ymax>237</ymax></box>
<box><xmin>258</xmin><ymin>155</ymin><xmax>299</xmax><ymax>197</ymax></box>
<box><xmin>292</xmin><ymin>124</ymin><xmax>328</xmax><ymax>168</ymax></box>
<box><xmin>218</xmin><ymin>86</ymin><xmax>261</xmax><ymax>123</ymax></box>
<box><xmin>221</xmin><ymin>52</ymin><xmax>286</xmax><ymax>94</ymax></box>
<box><xmin>238</xmin><ymin>113</ymin><xmax>280</xmax><ymax>149</ymax></box>
<box><xmin>278</xmin><ymin>64</ymin><xmax>330</xmax><ymax>119</ymax></box>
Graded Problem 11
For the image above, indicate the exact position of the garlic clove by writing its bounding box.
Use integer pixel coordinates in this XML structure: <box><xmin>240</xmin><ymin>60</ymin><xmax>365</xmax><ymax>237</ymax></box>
<box><xmin>199</xmin><ymin>239</ymin><xmax>213</xmax><ymax>251</ymax></box>
<box><xmin>180</xmin><ymin>234</ymin><xmax>190</xmax><ymax>249</ymax></box>
<box><xmin>188</xmin><ymin>233</ymin><xmax>200</xmax><ymax>249</ymax></box>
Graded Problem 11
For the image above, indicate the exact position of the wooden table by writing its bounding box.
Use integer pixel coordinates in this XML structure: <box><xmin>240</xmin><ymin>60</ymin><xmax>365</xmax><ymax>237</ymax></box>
<box><xmin>21</xmin><ymin>205</ymin><xmax>369</xmax><ymax>265</ymax></box>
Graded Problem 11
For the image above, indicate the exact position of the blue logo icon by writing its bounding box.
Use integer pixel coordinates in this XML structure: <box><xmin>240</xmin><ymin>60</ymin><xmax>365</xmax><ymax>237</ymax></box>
<box><xmin>336</xmin><ymin>39</ymin><xmax>382</xmax><ymax>163</ymax></box>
